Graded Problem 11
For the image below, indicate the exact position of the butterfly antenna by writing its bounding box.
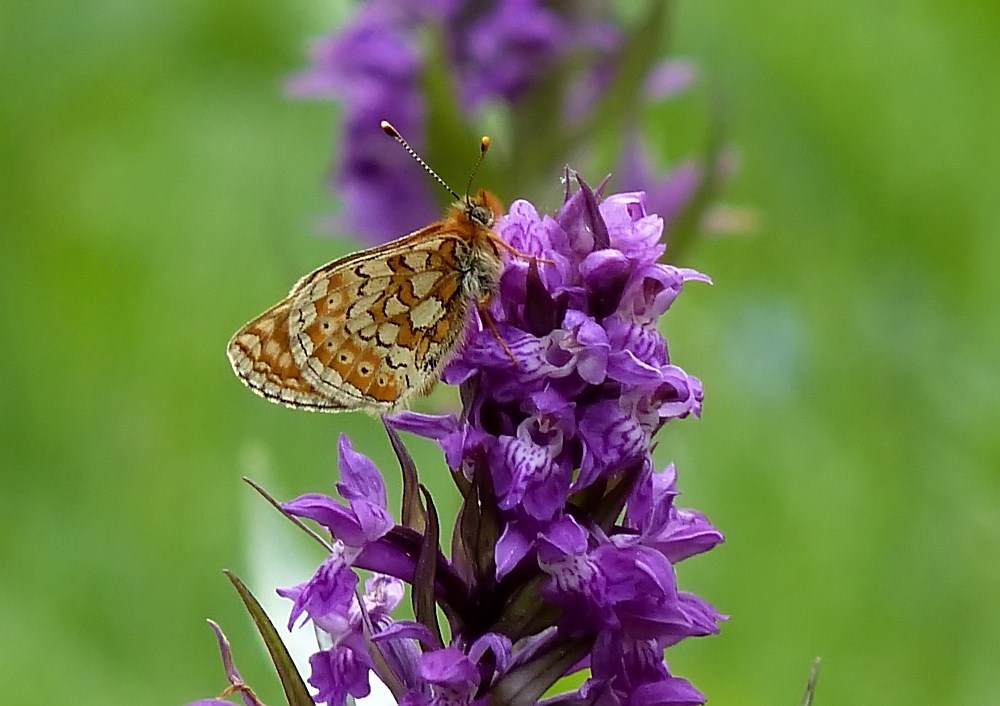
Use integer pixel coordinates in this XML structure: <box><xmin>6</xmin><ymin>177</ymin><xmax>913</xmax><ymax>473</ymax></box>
<box><xmin>464</xmin><ymin>136</ymin><xmax>490</xmax><ymax>204</ymax></box>
<box><xmin>381</xmin><ymin>121</ymin><xmax>461</xmax><ymax>202</ymax></box>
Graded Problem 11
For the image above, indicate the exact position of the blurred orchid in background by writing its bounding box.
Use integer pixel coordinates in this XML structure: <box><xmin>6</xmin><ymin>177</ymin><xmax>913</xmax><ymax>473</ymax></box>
<box><xmin>288</xmin><ymin>0</ymin><xmax>723</xmax><ymax>257</ymax></box>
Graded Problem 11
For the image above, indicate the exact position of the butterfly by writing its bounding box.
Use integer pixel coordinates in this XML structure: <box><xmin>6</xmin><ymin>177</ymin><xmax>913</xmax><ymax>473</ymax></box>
<box><xmin>226</xmin><ymin>121</ymin><xmax>521</xmax><ymax>414</ymax></box>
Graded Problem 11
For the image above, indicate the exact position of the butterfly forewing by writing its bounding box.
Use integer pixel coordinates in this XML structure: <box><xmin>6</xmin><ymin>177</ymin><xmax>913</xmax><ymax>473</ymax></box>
<box><xmin>287</xmin><ymin>231</ymin><xmax>474</xmax><ymax>413</ymax></box>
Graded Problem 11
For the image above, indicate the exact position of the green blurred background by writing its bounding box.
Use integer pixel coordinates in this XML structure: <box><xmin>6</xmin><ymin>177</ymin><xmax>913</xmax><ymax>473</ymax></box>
<box><xmin>2</xmin><ymin>1</ymin><xmax>997</xmax><ymax>704</ymax></box>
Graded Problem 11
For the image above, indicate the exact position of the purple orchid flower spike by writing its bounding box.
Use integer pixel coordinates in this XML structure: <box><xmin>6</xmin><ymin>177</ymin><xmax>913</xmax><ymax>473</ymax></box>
<box><xmin>195</xmin><ymin>176</ymin><xmax>723</xmax><ymax>706</ymax></box>
<box><xmin>382</xmin><ymin>177</ymin><xmax>721</xmax><ymax>705</ymax></box>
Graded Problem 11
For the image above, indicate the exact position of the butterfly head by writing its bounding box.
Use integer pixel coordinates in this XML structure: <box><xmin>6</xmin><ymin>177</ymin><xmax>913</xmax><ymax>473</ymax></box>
<box><xmin>465</xmin><ymin>189</ymin><xmax>504</xmax><ymax>229</ymax></box>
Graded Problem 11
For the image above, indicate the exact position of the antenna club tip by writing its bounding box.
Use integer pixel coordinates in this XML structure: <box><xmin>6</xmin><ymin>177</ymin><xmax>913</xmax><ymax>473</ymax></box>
<box><xmin>480</xmin><ymin>136</ymin><xmax>491</xmax><ymax>153</ymax></box>
<box><xmin>380</xmin><ymin>120</ymin><xmax>400</xmax><ymax>138</ymax></box>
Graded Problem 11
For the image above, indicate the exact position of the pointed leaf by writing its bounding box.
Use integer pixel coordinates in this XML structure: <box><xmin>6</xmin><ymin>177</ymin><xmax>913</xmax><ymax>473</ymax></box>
<box><xmin>801</xmin><ymin>658</ymin><xmax>821</xmax><ymax>706</ymax></box>
<box><xmin>575</xmin><ymin>175</ymin><xmax>610</xmax><ymax>250</ymax></box>
<box><xmin>223</xmin><ymin>570</ymin><xmax>313</xmax><ymax>706</ymax></box>
<box><xmin>592</xmin><ymin>173</ymin><xmax>612</xmax><ymax>199</ymax></box>
<box><xmin>450</xmin><ymin>462</ymin><xmax>473</xmax><ymax>498</ymax></box>
<box><xmin>489</xmin><ymin>637</ymin><xmax>591</xmax><ymax>706</ymax></box>
<box><xmin>459</xmin><ymin>376</ymin><xmax>479</xmax><ymax>425</ymax></box>
<box><xmin>421</xmin><ymin>29</ymin><xmax>493</xmax><ymax>202</ymax></box>
<box><xmin>524</xmin><ymin>259</ymin><xmax>558</xmax><ymax>335</ymax></box>
<box><xmin>491</xmin><ymin>573</ymin><xmax>559</xmax><ymax>641</ymax></box>
<box><xmin>578</xmin><ymin>2</ymin><xmax>670</xmax><ymax>144</ymax></box>
<box><xmin>470</xmin><ymin>458</ymin><xmax>501</xmax><ymax>584</ymax></box>
<box><xmin>383</xmin><ymin>419</ymin><xmax>426</xmax><ymax>533</ymax></box>
<box><xmin>451</xmin><ymin>477</ymin><xmax>477</xmax><ymax>588</ymax></box>
<box><xmin>412</xmin><ymin>485</ymin><xmax>444</xmax><ymax>649</ymax></box>
<box><xmin>568</xmin><ymin>476</ymin><xmax>608</xmax><ymax>518</ymax></box>
<box><xmin>593</xmin><ymin>460</ymin><xmax>645</xmax><ymax>533</ymax></box>
<box><xmin>663</xmin><ymin>98</ymin><xmax>725</xmax><ymax>261</ymax></box>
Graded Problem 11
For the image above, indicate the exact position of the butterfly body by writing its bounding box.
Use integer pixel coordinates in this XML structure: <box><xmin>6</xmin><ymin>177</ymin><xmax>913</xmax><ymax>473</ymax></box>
<box><xmin>227</xmin><ymin>189</ymin><xmax>504</xmax><ymax>413</ymax></box>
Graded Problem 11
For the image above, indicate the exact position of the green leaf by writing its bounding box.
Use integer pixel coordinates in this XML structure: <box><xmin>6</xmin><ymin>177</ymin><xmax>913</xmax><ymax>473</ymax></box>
<box><xmin>450</xmin><ymin>464</ymin><xmax>479</xmax><ymax>590</ymax></box>
<box><xmin>412</xmin><ymin>485</ymin><xmax>444</xmax><ymax>648</ymax></box>
<box><xmin>469</xmin><ymin>459</ymin><xmax>501</xmax><ymax>584</ymax></box>
<box><xmin>662</xmin><ymin>97</ymin><xmax>725</xmax><ymax>262</ymax></box>
<box><xmin>489</xmin><ymin>636</ymin><xmax>591</xmax><ymax>706</ymax></box>
<box><xmin>571</xmin><ymin>2</ymin><xmax>672</xmax><ymax>166</ymax></box>
<box><xmin>491</xmin><ymin>572</ymin><xmax>559</xmax><ymax>641</ymax></box>
<box><xmin>570</xmin><ymin>460</ymin><xmax>644</xmax><ymax>534</ymax></box>
<box><xmin>383</xmin><ymin>419</ymin><xmax>426</xmax><ymax>533</ymax></box>
<box><xmin>223</xmin><ymin>570</ymin><xmax>313</xmax><ymax>706</ymax></box>
<box><xmin>421</xmin><ymin>28</ymin><xmax>487</xmax><ymax>203</ymax></box>
<box><xmin>801</xmin><ymin>658</ymin><xmax>822</xmax><ymax>706</ymax></box>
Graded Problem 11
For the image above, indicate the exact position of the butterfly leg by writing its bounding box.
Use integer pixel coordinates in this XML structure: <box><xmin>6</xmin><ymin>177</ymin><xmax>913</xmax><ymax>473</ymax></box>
<box><xmin>476</xmin><ymin>299</ymin><xmax>520</xmax><ymax>368</ymax></box>
<box><xmin>488</xmin><ymin>234</ymin><xmax>555</xmax><ymax>265</ymax></box>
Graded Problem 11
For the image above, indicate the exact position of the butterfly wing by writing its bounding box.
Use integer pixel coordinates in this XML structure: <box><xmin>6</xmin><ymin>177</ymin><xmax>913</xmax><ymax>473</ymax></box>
<box><xmin>227</xmin><ymin>298</ymin><xmax>348</xmax><ymax>411</ymax></box>
<box><xmin>287</xmin><ymin>229</ymin><xmax>474</xmax><ymax>413</ymax></box>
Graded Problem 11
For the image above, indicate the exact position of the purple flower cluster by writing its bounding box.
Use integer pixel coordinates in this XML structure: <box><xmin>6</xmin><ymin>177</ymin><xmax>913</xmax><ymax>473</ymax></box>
<box><xmin>245</xmin><ymin>179</ymin><xmax>724</xmax><ymax>706</ymax></box>
<box><xmin>288</xmin><ymin>1</ymin><xmax>625</xmax><ymax>242</ymax></box>
<box><xmin>288</xmin><ymin>2</ymin><xmax>437</xmax><ymax>240</ymax></box>
<box><xmin>439</xmin><ymin>1</ymin><xmax>617</xmax><ymax>110</ymax></box>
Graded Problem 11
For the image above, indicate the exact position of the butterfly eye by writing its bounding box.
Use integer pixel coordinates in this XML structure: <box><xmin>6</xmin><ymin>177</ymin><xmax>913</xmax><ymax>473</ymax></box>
<box><xmin>469</xmin><ymin>205</ymin><xmax>492</xmax><ymax>227</ymax></box>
